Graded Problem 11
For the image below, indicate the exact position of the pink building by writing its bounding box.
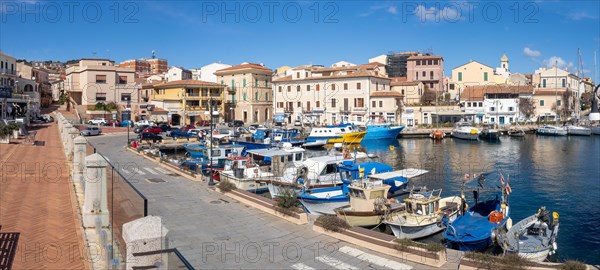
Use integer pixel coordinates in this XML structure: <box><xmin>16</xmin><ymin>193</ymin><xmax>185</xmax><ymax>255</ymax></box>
<box><xmin>406</xmin><ymin>55</ymin><xmax>444</xmax><ymax>92</ymax></box>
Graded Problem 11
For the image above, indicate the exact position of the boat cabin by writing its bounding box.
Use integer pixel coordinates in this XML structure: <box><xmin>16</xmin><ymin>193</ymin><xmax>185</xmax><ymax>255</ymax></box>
<box><xmin>347</xmin><ymin>180</ymin><xmax>391</xmax><ymax>212</ymax></box>
<box><xmin>404</xmin><ymin>189</ymin><xmax>443</xmax><ymax>216</ymax></box>
<box><xmin>246</xmin><ymin>145</ymin><xmax>305</xmax><ymax>177</ymax></box>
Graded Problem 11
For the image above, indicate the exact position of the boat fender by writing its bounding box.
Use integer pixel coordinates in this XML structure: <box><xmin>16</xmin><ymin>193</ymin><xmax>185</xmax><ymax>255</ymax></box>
<box><xmin>506</xmin><ymin>217</ymin><xmax>513</xmax><ymax>230</ymax></box>
<box><xmin>552</xmin><ymin>242</ymin><xmax>557</xmax><ymax>251</ymax></box>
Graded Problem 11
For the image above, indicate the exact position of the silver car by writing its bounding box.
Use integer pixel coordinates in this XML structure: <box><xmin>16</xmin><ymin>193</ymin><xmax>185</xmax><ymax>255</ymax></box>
<box><xmin>80</xmin><ymin>127</ymin><xmax>102</xmax><ymax>136</ymax></box>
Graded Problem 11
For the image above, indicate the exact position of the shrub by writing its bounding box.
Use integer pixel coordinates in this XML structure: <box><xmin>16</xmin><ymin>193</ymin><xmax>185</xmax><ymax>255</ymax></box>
<box><xmin>464</xmin><ymin>252</ymin><xmax>532</xmax><ymax>270</ymax></box>
<box><xmin>316</xmin><ymin>215</ymin><xmax>350</xmax><ymax>232</ymax></box>
<box><xmin>274</xmin><ymin>188</ymin><xmax>301</xmax><ymax>216</ymax></box>
<box><xmin>217</xmin><ymin>179</ymin><xmax>237</xmax><ymax>192</ymax></box>
<box><xmin>561</xmin><ymin>261</ymin><xmax>586</xmax><ymax>270</ymax></box>
<box><xmin>394</xmin><ymin>239</ymin><xmax>444</xmax><ymax>253</ymax></box>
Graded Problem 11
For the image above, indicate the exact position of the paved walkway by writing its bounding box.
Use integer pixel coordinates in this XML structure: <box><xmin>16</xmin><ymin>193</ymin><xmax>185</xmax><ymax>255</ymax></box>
<box><xmin>88</xmin><ymin>134</ymin><xmax>456</xmax><ymax>270</ymax></box>
<box><xmin>0</xmin><ymin>117</ymin><xmax>87</xmax><ymax>269</ymax></box>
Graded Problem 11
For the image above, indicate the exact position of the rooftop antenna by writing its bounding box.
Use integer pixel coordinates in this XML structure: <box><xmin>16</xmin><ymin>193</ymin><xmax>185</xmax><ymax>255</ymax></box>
<box><xmin>152</xmin><ymin>50</ymin><xmax>156</xmax><ymax>59</ymax></box>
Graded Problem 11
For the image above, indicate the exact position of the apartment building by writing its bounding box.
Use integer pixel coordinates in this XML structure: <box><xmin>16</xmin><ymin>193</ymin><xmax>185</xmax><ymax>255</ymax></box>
<box><xmin>272</xmin><ymin>63</ymin><xmax>394</xmax><ymax>125</ymax></box>
<box><xmin>166</xmin><ymin>66</ymin><xmax>192</xmax><ymax>82</ymax></box>
<box><xmin>214</xmin><ymin>63</ymin><xmax>273</xmax><ymax>123</ymax></box>
<box><xmin>191</xmin><ymin>62</ymin><xmax>232</xmax><ymax>83</ymax></box>
<box><xmin>532</xmin><ymin>66</ymin><xmax>583</xmax><ymax>121</ymax></box>
<box><xmin>460</xmin><ymin>84</ymin><xmax>534</xmax><ymax>124</ymax></box>
<box><xmin>65</xmin><ymin>58</ymin><xmax>137</xmax><ymax>121</ymax></box>
<box><xmin>119</xmin><ymin>59</ymin><xmax>152</xmax><ymax>73</ymax></box>
<box><xmin>1</xmin><ymin>51</ymin><xmax>39</xmax><ymax>122</ymax></box>
<box><xmin>390</xmin><ymin>77</ymin><xmax>424</xmax><ymax>105</ymax></box>
<box><xmin>406</xmin><ymin>55</ymin><xmax>444</xmax><ymax>92</ymax></box>
<box><xmin>150</xmin><ymin>79</ymin><xmax>226</xmax><ymax>126</ymax></box>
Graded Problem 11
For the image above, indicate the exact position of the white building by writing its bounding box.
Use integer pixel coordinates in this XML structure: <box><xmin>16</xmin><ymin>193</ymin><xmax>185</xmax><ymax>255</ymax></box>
<box><xmin>191</xmin><ymin>62</ymin><xmax>232</xmax><ymax>83</ymax></box>
<box><xmin>369</xmin><ymin>54</ymin><xmax>387</xmax><ymax>64</ymax></box>
<box><xmin>460</xmin><ymin>84</ymin><xmax>534</xmax><ymax>125</ymax></box>
<box><xmin>165</xmin><ymin>66</ymin><xmax>192</xmax><ymax>82</ymax></box>
<box><xmin>532</xmin><ymin>66</ymin><xmax>583</xmax><ymax>121</ymax></box>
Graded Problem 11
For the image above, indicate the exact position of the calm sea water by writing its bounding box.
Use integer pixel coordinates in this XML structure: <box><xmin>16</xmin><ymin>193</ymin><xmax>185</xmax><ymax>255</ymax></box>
<box><xmin>356</xmin><ymin>135</ymin><xmax>600</xmax><ymax>264</ymax></box>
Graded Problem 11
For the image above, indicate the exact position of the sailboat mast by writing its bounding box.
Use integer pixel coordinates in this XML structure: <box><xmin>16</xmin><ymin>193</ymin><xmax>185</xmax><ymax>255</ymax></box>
<box><xmin>555</xmin><ymin>60</ymin><xmax>558</xmax><ymax>122</ymax></box>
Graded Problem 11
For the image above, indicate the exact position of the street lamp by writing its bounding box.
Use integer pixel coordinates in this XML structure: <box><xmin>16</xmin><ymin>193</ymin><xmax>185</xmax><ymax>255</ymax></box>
<box><xmin>125</xmin><ymin>97</ymin><xmax>131</xmax><ymax>145</ymax></box>
<box><xmin>205</xmin><ymin>97</ymin><xmax>219</xmax><ymax>186</ymax></box>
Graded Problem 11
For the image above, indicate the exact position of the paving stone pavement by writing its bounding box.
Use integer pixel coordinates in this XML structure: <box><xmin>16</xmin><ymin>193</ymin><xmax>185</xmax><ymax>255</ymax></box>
<box><xmin>87</xmin><ymin>134</ymin><xmax>458</xmax><ymax>270</ymax></box>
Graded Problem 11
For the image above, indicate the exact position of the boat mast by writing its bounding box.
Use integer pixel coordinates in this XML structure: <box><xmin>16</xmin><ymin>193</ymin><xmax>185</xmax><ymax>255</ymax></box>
<box><xmin>555</xmin><ymin>60</ymin><xmax>558</xmax><ymax>123</ymax></box>
<box><xmin>577</xmin><ymin>48</ymin><xmax>584</xmax><ymax>120</ymax></box>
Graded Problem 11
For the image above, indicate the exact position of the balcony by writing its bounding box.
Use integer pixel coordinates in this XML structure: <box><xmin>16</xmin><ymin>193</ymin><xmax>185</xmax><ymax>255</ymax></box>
<box><xmin>352</xmin><ymin>107</ymin><xmax>367</xmax><ymax>113</ymax></box>
<box><xmin>284</xmin><ymin>107</ymin><xmax>294</xmax><ymax>113</ymax></box>
<box><xmin>0</xmin><ymin>69</ymin><xmax>16</xmax><ymax>75</ymax></box>
<box><xmin>339</xmin><ymin>107</ymin><xmax>350</xmax><ymax>114</ymax></box>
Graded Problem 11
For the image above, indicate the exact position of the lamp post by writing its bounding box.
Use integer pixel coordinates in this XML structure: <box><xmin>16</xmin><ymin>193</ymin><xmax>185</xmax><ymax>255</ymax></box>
<box><xmin>206</xmin><ymin>98</ymin><xmax>218</xmax><ymax>186</ymax></box>
<box><xmin>125</xmin><ymin>97</ymin><xmax>131</xmax><ymax>145</ymax></box>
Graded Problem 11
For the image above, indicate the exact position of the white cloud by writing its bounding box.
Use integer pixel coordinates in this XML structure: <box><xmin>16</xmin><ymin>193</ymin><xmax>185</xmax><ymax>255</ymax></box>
<box><xmin>387</xmin><ymin>6</ymin><xmax>398</xmax><ymax>15</ymax></box>
<box><xmin>542</xmin><ymin>56</ymin><xmax>574</xmax><ymax>71</ymax></box>
<box><xmin>523</xmin><ymin>47</ymin><xmax>541</xmax><ymax>58</ymax></box>
<box><xmin>566</xmin><ymin>11</ymin><xmax>597</xmax><ymax>21</ymax></box>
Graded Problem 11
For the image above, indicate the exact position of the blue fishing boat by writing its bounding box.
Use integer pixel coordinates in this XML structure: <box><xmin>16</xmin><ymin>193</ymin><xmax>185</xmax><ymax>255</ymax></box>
<box><xmin>183</xmin><ymin>142</ymin><xmax>244</xmax><ymax>159</ymax></box>
<box><xmin>443</xmin><ymin>172</ymin><xmax>511</xmax><ymax>251</ymax></box>
<box><xmin>363</xmin><ymin>123</ymin><xmax>405</xmax><ymax>140</ymax></box>
<box><xmin>298</xmin><ymin>161</ymin><xmax>398</xmax><ymax>215</ymax></box>
<box><xmin>231</xmin><ymin>128</ymin><xmax>274</xmax><ymax>150</ymax></box>
<box><xmin>273</xmin><ymin>128</ymin><xmax>305</xmax><ymax>146</ymax></box>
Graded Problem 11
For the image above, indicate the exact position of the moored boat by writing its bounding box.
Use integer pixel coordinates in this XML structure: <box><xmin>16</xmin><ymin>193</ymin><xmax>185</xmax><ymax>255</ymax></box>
<box><xmin>451</xmin><ymin>121</ymin><xmax>480</xmax><ymax>140</ymax></box>
<box><xmin>508</xmin><ymin>128</ymin><xmax>526</xmax><ymax>137</ymax></box>
<box><xmin>536</xmin><ymin>125</ymin><xmax>567</xmax><ymax>136</ymax></box>
<box><xmin>217</xmin><ymin>156</ymin><xmax>270</xmax><ymax>192</ymax></box>
<box><xmin>385</xmin><ymin>188</ymin><xmax>462</xmax><ymax>239</ymax></box>
<box><xmin>430</xmin><ymin>130</ymin><xmax>445</xmax><ymax>140</ymax></box>
<box><xmin>566</xmin><ymin>125</ymin><xmax>592</xmax><ymax>136</ymax></box>
<box><xmin>363</xmin><ymin>123</ymin><xmax>405</xmax><ymax>140</ymax></box>
<box><xmin>334</xmin><ymin>180</ymin><xmax>404</xmax><ymax>227</ymax></box>
<box><xmin>592</xmin><ymin>126</ymin><xmax>600</xmax><ymax>135</ymax></box>
<box><xmin>326</xmin><ymin>131</ymin><xmax>367</xmax><ymax>144</ymax></box>
<box><xmin>306</xmin><ymin>124</ymin><xmax>362</xmax><ymax>143</ymax></box>
<box><xmin>479</xmin><ymin>125</ymin><xmax>500</xmax><ymax>141</ymax></box>
<box><xmin>497</xmin><ymin>206</ymin><xmax>560</xmax><ymax>262</ymax></box>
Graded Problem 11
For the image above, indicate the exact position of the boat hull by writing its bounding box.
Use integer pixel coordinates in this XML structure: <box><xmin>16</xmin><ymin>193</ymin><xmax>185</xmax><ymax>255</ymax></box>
<box><xmin>446</xmin><ymin>237</ymin><xmax>493</xmax><ymax>251</ymax></box>
<box><xmin>219</xmin><ymin>173</ymin><xmax>269</xmax><ymax>193</ymax></box>
<box><xmin>232</xmin><ymin>140</ymin><xmax>273</xmax><ymax>150</ymax></box>
<box><xmin>479</xmin><ymin>131</ymin><xmax>500</xmax><ymax>141</ymax></box>
<box><xmin>387</xmin><ymin>211</ymin><xmax>458</xmax><ymax>239</ymax></box>
<box><xmin>335</xmin><ymin>205</ymin><xmax>404</xmax><ymax>227</ymax></box>
<box><xmin>327</xmin><ymin>131</ymin><xmax>367</xmax><ymax>144</ymax></box>
<box><xmin>268</xmin><ymin>181</ymin><xmax>339</xmax><ymax>199</ymax></box>
<box><xmin>363</xmin><ymin>126</ymin><xmax>404</xmax><ymax>140</ymax></box>
<box><xmin>537</xmin><ymin>128</ymin><xmax>567</xmax><ymax>136</ymax></box>
<box><xmin>592</xmin><ymin>127</ymin><xmax>600</xmax><ymax>135</ymax></box>
<box><xmin>300</xmin><ymin>200</ymin><xmax>349</xmax><ymax>215</ymax></box>
<box><xmin>567</xmin><ymin>127</ymin><xmax>592</xmax><ymax>136</ymax></box>
<box><xmin>452</xmin><ymin>132</ymin><xmax>479</xmax><ymax>140</ymax></box>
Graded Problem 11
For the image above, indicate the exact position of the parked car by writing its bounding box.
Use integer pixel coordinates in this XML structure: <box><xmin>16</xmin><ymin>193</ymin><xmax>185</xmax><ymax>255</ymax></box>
<box><xmin>133</xmin><ymin>125</ymin><xmax>150</xmax><ymax>133</ymax></box>
<box><xmin>195</xmin><ymin>120</ymin><xmax>210</xmax><ymax>127</ymax></box>
<box><xmin>106</xmin><ymin>119</ymin><xmax>121</xmax><ymax>126</ymax></box>
<box><xmin>80</xmin><ymin>127</ymin><xmax>102</xmax><ymax>136</ymax></box>
<box><xmin>228</xmin><ymin>120</ymin><xmax>244</xmax><ymax>127</ymax></box>
<box><xmin>134</xmin><ymin>120</ymin><xmax>155</xmax><ymax>126</ymax></box>
<box><xmin>180</xmin><ymin>125</ymin><xmax>195</xmax><ymax>131</ymax></box>
<box><xmin>87</xmin><ymin>118</ymin><xmax>106</xmax><ymax>125</ymax></box>
<box><xmin>121</xmin><ymin>120</ymin><xmax>134</xmax><ymax>127</ymax></box>
<box><xmin>138</xmin><ymin>132</ymin><xmax>163</xmax><ymax>142</ymax></box>
<box><xmin>39</xmin><ymin>114</ymin><xmax>54</xmax><ymax>123</ymax></box>
<box><xmin>142</xmin><ymin>126</ymin><xmax>162</xmax><ymax>134</ymax></box>
<box><xmin>158</xmin><ymin>124</ymin><xmax>171</xmax><ymax>132</ymax></box>
<box><xmin>169</xmin><ymin>128</ymin><xmax>194</xmax><ymax>138</ymax></box>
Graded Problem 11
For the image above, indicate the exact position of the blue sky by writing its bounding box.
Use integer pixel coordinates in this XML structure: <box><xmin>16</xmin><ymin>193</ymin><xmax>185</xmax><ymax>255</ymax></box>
<box><xmin>1</xmin><ymin>0</ymin><xmax>599</xmax><ymax>79</ymax></box>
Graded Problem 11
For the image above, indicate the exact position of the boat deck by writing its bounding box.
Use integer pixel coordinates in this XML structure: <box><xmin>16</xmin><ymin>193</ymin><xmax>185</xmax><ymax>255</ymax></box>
<box><xmin>369</xmin><ymin>168</ymin><xmax>429</xmax><ymax>180</ymax></box>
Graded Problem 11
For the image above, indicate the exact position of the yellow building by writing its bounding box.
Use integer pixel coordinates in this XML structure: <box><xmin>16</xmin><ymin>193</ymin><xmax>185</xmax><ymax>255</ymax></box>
<box><xmin>151</xmin><ymin>79</ymin><xmax>226</xmax><ymax>126</ymax></box>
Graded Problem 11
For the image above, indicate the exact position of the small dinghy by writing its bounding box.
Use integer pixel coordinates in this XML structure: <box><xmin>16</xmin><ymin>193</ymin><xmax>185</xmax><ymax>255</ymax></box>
<box><xmin>497</xmin><ymin>206</ymin><xmax>559</xmax><ymax>262</ymax></box>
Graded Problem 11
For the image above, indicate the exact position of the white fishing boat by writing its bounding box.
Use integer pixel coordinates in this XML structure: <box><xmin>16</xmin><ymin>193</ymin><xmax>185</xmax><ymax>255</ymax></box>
<box><xmin>497</xmin><ymin>207</ymin><xmax>560</xmax><ymax>262</ymax></box>
<box><xmin>218</xmin><ymin>156</ymin><xmax>271</xmax><ymax>192</ymax></box>
<box><xmin>566</xmin><ymin>125</ymin><xmax>592</xmax><ymax>136</ymax></box>
<box><xmin>451</xmin><ymin>121</ymin><xmax>480</xmax><ymax>140</ymax></box>
<box><xmin>384</xmin><ymin>188</ymin><xmax>462</xmax><ymax>239</ymax></box>
<box><xmin>537</xmin><ymin>125</ymin><xmax>567</xmax><ymax>136</ymax></box>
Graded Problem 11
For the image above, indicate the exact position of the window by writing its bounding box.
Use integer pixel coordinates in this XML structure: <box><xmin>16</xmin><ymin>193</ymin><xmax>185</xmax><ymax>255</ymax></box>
<box><xmin>95</xmin><ymin>75</ymin><xmax>107</xmax><ymax>83</ymax></box>
<box><xmin>376</xmin><ymin>82</ymin><xmax>379</xmax><ymax>91</ymax></box>
<box><xmin>422</xmin><ymin>71</ymin><xmax>426</xmax><ymax>77</ymax></box>
<box><xmin>331</xmin><ymin>99</ymin><xmax>336</xmax><ymax>107</ymax></box>
<box><xmin>540</xmin><ymin>100</ymin><xmax>545</xmax><ymax>106</ymax></box>
<box><xmin>542</xmin><ymin>79</ymin><xmax>546</xmax><ymax>88</ymax></box>
<box><xmin>484</xmin><ymin>72</ymin><xmax>488</xmax><ymax>81</ymax></box>
<box><xmin>354</xmin><ymin>98</ymin><xmax>364</xmax><ymax>107</ymax></box>
<box><xmin>221</xmin><ymin>80</ymin><xmax>224</xmax><ymax>85</ymax></box>
<box><xmin>296</xmin><ymin>72</ymin><xmax>300</xmax><ymax>78</ymax></box>
<box><xmin>467</xmin><ymin>102</ymin><xmax>471</xmax><ymax>107</ymax></box>
<box><xmin>243</xmin><ymin>78</ymin><xmax>246</xmax><ymax>87</ymax></box>
<box><xmin>430</xmin><ymin>83</ymin><xmax>434</xmax><ymax>89</ymax></box>
<box><xmin>557</xmin><ymin>100</ymin><xmax>561</xmax><ymax>106</ymax></box>
<box><xmin>458</xmin><ymin>72</ymin><xmax>462</xmax><ymax>81</ymax></box>
<box><xmin>479</xmin><ymin>102</ymin><xmax>483</xmax><ymax>107</ymax></box>
<box><xmin>416</xmin><ymin>60</ymin><xmax>421</xmax><ymax>66</ymax></box>
<box><xmin>357</xmin><ymin>82</ymin><xmax>361</xmax><ymax>90</ymax></box>
<box><xmin>96</xmin><ymin>93</ymin><xmax>106</xmax><ymax>101</ymax></box>
<box><xmin>344</xmin><ymin>83</ymin><xmax>348</xmax><ymax>90</ymax></box>
<box><xmin>490</xmin><ymin>107</ymin><xmax>496</xmax><ymax>112</ymax></box>
<box><xmin>279</xmin><ymin>86</ymin><xmax>282</xmax><ymax>92</ymax></box>
<box><xmin>430</xmin><ymin>71</ymin><xmax>434</xmax><ymax>79</ymax></box>
<box><xmin>231</xmin><ymin>79</ymin><xmax>235</xmax><ymax>90</ymax></box>
<box><xmin>306</xmin><ymin>101</ymin><xmax>310</xmax><ymax>110</ymax></box>
<box><xmin>121</xmin><ymin>93</ymin><xmax>131</xmax><ymax>101</ymax></box>
<box><xmin>255</xmin><ymin>92</ymin><xmax>258</xmax><ymax>101</ymax></box>
<box><xmin>562</xmin><ymin>78</ymin><xmax>566</xmax><ymax>87</ymax></box>
<box><xmin>434</xmin><ymin>59</ymin><xmax>439</xmax><ymax>65</ymax></box>
<box><xmin>401</xmin><ymin>89</ymin><xmax>405</xmax><ymax>95</ymax></box>
<box><xmin>416</xmin><ymin>71</ymin><xmax>419</xmax><ymax>79</ymax></box>
<box><xmin>306</xmin><ymin>85</ymin><xmax>310</xmax><ymax>91</ymax></box>
<box><xmin>372</xmin><ymin>100</ymin><xmax>376</xmax><ymax>108</ymax></box>
<box><xmin>316</xmin><ymin>84</ymin><xmax>320</xmax><ymax>91</ymax></box>
<box><xmin>428</xmin><ymin>60</ymin><xmax>432</xmax><ymax>65</ymax></box>
<box><xmin>305</xmin><ymin>72</ymin><xmax>308</xmax><ymax>77</ymax></box>
<box><xmin>297</xmin><ymin>102</ymin><xmax>301</xmax><ymax>107</ymax></box>
<box><xmin>118</xmin><ymin>76</ymin><xmax>128</xmax><ymax>84</ymax></box>
<box><xmin>379</xmin><ymin>101</ymin><xmax>383</xmax><ymax>107</ymax></box>
<box><xmin>509</xmin><ymin>107</ymin><xmax>514</xmax><ymax>112</ymax></box>
<box><xmin>316</xmin><ymin>101</ymin><xmax>320</xmax><ymax>107</ymax></box>
<box><xmin>450</xmin><ymin>84</ymin><xmax>455</xmax><ymax>90</ymax></box>
<box><xmin>277</xmin><ymin>102</ymin><xmax>283</xmax><ymax>108</ymax></box>
<box><xmin>491</xmin><ymin>117</ymin><xmax>495</xmax><ymax>123</ymax></box>
<box><xmin>265</xmin><ymin>93</ymin><xmax>269</xmax><ymax>101</ymax></box>
<box><xmin>331</xmin><ymin>84</ymin><xmax>336</xmax><ymax>90</ymax></box>
<box><xmin>265</xmin><ymin>80</ymin><xmax>268</xmax><ymax>87</ymax></box>
<box><xmin>243</xmin><ymin>92</ymin><xmax>246</xmax><ymax>101</ymax></box>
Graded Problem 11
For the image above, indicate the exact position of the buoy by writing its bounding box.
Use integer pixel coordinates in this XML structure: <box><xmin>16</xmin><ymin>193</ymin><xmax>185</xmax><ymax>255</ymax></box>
<box><xmin>389</xmin><ymin>145</ymin><xmax>395</xmax><ymax>150</ymax></box>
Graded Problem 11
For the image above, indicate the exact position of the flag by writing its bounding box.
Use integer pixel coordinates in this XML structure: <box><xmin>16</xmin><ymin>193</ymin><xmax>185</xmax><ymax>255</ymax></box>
<box><xmin>500</xmin><ymin>172</ymin><xmax>505</xmax><ymax>185</ymax></box>
<box><xmin>506</xmin><ymin>182</ymin><xmax>512</xmax><ymax>194</ymax></box>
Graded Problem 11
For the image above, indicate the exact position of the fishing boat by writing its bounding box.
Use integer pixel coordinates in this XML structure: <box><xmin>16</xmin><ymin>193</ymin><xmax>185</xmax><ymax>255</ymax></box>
<box><xmin>217</xmin><ymin>156</ymin><xmax>271</xmax><ymax>192</ymax></box>
<box><xmin>231</xmin><ymin>128</ymin><xmax>274</xmax><ymax>150</ymax></box>
<box><xmin>508</xmin><ymin>128</ymin><xmax>526</xmax><ymax>137</ymax></box>
<box><xmin>536</xmin><ymin>125</ymin><xmax>567</xmax><ymax>136</ymax></box>
<box><xmin>298</xmin><ymin>161</ymin><xmax>394</xmax><ymax>215</ymax></box>
<box><xmin>273</xmin><ymin>128</ymin><xmax>306</xmax><ymax>146</ymax></box>
<box><xmin>451</xmin><ymin>121</ymin><xmax>480</xmax><ymax>140</ymax></box>
<box><xmin>566</xmin><ymin>125</ymin><xmax>591</xmax><ymax>136</ymax></box>
<box><xmin>479</xmin><ymin>124</ymin><xmax>500</xmax><ymax>141</ymax></box>
<box><xmin>430</xmin><ymin>130</ymin><xmax>445</xmax><ymax>140</ymax></box>
<box><xmin>326</xmin><ymin>131</ymin><xmax>367</xmax><ymax>144</ymax></box>
<box><xmin>385</xmin><ymin>188</ymin><xmax>462</xmax><ymax>239</ymax></box>
<box><xmin>183</xmin><ymin>142</ymin><xmax>244</xmax><ymax>160</ymax></box>
<box><xmin>443</xmin><ymin>172</ymin><xmax>511</xmax><ymax>251</ymax></box>
<box><xmin>497</xmin><ymin>206</ymin><xmax>560</xmax><ymax>262</ymax></box>
<box><xmin>363</xmin><ymin>122</ymin><xmax>405</xmax><ymax>140</ymax></box>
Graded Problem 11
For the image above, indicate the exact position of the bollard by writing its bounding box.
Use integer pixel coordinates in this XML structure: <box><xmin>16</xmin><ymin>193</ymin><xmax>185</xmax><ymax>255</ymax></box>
<box><xmin>63</xmin><ymin>123</ymin><xmax>73</xmax><ymax>146</ymax></box>
<box><xmin>83</xmin><ymin>153</ymin><xmax>110</xmax><ymax>228</ymax></box>
<box><xmin>122</xmin><ymin>216</ymin><xmax>169</xmax><ymax>270</ymax></box>
<box><xmin>67</xmin><ymin>127</ymin><xmax>79</xmax><ymax>161</ymax></box>
<box><xmin>73</xmin><ymin>136</ymin><xmax>87</xmax><ymax>191</ymax></box>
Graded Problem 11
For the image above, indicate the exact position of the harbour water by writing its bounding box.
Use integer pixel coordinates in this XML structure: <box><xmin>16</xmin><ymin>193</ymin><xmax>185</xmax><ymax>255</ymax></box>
<box><xmin>357</xmin><ymin>135</ymin><xmax>600</xmax><ymax>264</ymax></box>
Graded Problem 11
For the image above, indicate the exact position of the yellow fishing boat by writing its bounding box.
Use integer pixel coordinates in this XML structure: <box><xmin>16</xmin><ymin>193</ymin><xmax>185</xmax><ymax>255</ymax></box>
<box><xmin>327</xmin><ymin>131</ymin><xmax>367</xmax><ymax>144</ymax></box>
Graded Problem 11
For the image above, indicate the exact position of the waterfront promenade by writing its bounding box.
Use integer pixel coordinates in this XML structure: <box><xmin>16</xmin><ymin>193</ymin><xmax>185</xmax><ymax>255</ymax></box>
<box><xmin>88</xmin><ymin>133</ymin><xmax>454</xmax><ymax>269</ymax></box>
<box><xmin>0</xmin><ymin>111</ymin><xmax>87</xmax><ymax>269</ymax></box>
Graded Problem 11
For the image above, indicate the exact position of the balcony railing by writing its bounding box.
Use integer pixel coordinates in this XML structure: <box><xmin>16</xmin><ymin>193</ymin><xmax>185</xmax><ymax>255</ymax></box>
<box><xmin>339</xmin><ymin>107</ymin><xmax>350</xmax><ymax>113</ymax></box>
<box><xmin>284</xmin><ymin>107</ymin><xmax>293</xmax><ymax>113</ymax></box>
<box><xmin>0</xmin><ymin>69</ymin><xmax>16</xmax><ymax>75</ymax></box>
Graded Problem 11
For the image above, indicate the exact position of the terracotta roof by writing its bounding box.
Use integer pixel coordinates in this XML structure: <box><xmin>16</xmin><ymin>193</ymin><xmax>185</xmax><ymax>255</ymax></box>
<box><xmin>408</xmin><ymin>55</ymin><xmax>443</xmax><ymax>60</ymax></box>
<box><xmin>460</xmin><ymin>84</ymin><xmax>534</xmax><ymax>101</ymax></box>
<box><xmin>215</xmin><ymin>63</ymin><xmax>272</xmax><ymax>73</ymax></box>
<box><xmin>370</xmin><ymin>91</ymin><xmax>403</xmax><ymax>97</ymax></box>
<box><xmin>273</xmin><ymin>63</ymin><xmax>388</xmax><ymax>82</ymax></box>
<box><xmin>152</xmin><ymin>108</ymin><xmax>168</xmax><ymax>113</ymax></box>
<box><xmin>534</xmin><ymin>89</ymin><xmax>568</xmax><ymax>95</ymax></box>
<box><xmin>390</xmin><ymin>77</ymin><xmax>420</xmax><ymax>86</ymax></box>
<box><xmin>153</xmin><ymin>79</ymin><xmax>224</xmax><ymax>88</ymax></box>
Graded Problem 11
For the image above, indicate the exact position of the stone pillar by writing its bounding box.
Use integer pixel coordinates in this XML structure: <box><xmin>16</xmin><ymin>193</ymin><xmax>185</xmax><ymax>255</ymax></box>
<box><xmin>83</xmin><ymin>153</ymin><xmax>110</xmax><ymax>228</ymax></box>
<box><xmin>67</xmin><ymin>127</ymin><xmax>79</xmax><ymax>161</ymax></box>
<box><xmin>73</xmin><ymin>136</ymin><xmax>87</xmax><ymax>191</ymax></box>
<box><xmin>63</xmin><ymin>123</ymin><xmax>72</xmax><ymax>146</ymax></box>
<box><xmin>123</xmin><ymin>216</ymin><xmax>169</xmax><ymax>270</ymax></box>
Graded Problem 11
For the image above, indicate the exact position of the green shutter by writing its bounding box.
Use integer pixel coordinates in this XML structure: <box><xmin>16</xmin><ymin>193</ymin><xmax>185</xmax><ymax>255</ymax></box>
<box><xmin>458</xmin><ymin>72</ymin><xmax>462</xmax><ymax>81</ymax></box>
<box><xmin>484</xmin><ymin>72</ymin><xmax>488</xmax><ymax>81</ymax></box>
<box><xmin>243</xmin><ymin>92</ymin><xmax>246</xmax><ymax>101</ymax></box>
<box><xmin>255</xmin><ymin>79</ymin><xmax>258</xmax><ymax>87</ymax></box>
<box><xmin>265</xmin><ymin>93</ymin><xmax>269</xmax><ymax>101</ymax></box>
<box><xmin>243</xmin><ymin>78</ymin><xmax>246</xmax><ymax>87</ymax></box>
<box><xmin>231</xmin><ymin>79</ymin><xmax>235</xmax><ymax>90</ymax></box>
<box><xmin>255</xmin><ymin>92</ymin><xmax>258</xmax><ymax>101</ymax></box>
